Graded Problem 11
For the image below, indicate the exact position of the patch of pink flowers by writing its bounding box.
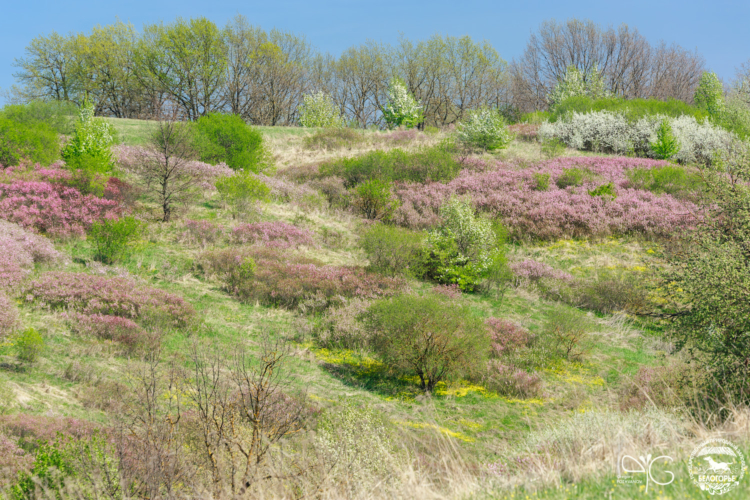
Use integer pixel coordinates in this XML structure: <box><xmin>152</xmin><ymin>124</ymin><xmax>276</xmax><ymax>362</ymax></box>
<box><xmin>115</xmin><ymin>145</ymin><xmax>233</xmax><ymax>190</ymax></box>
<box><xmin>25</xmin><ymin>272</ymin><xmax>196</xmax><ymax>328</ymax></box>
<box><xmin>231</xmin><ymin>221</ymin><xmax>316</xmax><ymax>248</ymax></box>
<box><xmin>64</xmin><ymin>312</ymin><xmax>155</xmax><ymax>349</ymax></box>
<box><xmin>0</xmin><ymin>292</ymin><xmax>19</xmax><ymax>339</ymax></box>
<box><xmin>0</xmin><ymin>181</ymin><xmax>120</xmax><ymax>238</ymax></box>
<box><xmin>0</xmin><ymin>220</ymin><xmax>60</xmax><ymax>291</ymax></box>
<box><xmin>485</xmin><ymin>318</ymin><xmax>531</xmax><ymax>357</ymax></box>
<box><xmin>393</xmin><ymin>156</ymin><xmax>699</xmax><ymax>239</ymax></box>
<box><xmin>432</xmin><ymin>283</ymin><xmax>463</xmax><ymax>299</ymax></box>
<box><xmin>510</xmin><ymin>259</ymin><xmax>574</xmax><ymax>285</ymax></box>
<box><xmin>256</xmin><ymin>174</ymin><xmax>321</xmax><ymax>205</ymax></box>
<box><xmin>182</xmin><ymin>219</ymin><xmax>224</xmax><ymax>248</ymax></box>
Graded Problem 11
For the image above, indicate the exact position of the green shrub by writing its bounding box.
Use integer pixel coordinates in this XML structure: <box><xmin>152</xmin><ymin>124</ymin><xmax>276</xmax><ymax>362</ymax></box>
<box><xmin>588</xmin><ymin>182</ymin><xmax>616</xmax><ymax>198</ymax></box>
<box><xmin>0</xmin><ymin>118</ymin><xmax>60</xmax><ymax>167</ymax></box>
<box><xmin>304</xmin><ymin>128</ymin><xmax>364</xmax><ymax>150</ymax></box>
<box><xmin>694</xmin><ymin>71</ymin><xmax>725</xmax><ymax>118</ymax></box>
<box><xmin>532</xmin><ymin>172</ymin><xmax>550</xmax><ymax>191</ymax></box>
<box><xmin>626</xmin><ymin>164</ymin><xmax>703</xmax><ymax>196</ymax></box>
<box><xmin>555</xmin><ymin>167</ymin><xmax>592</xmax><ymax>189</ymax></box>
<box><xmin>319</xmin><ymin>143</ymin><xmax>461</xmax><ymax>187</ymax></box>
<box><xmin>11</xmin><ymin>441</ymin><xmax>75</xmax><ymax>500</ymax></box>
<box><xmin>522</xmin><ymin>111</ymin><xmax>552</xmax><ymax>124</ymax></box>
<box><xmin>298</xmin><ymin>91</ymin><xmax>343</xmax><ymax>128</ymax></box>
<box><xmin>540</xmin><ymin>137</ymin><xmax>566</xmax><ymax>159</ymax></box>
<box><xmin>1</xmin><ymin>100</ymin><xmax>77</xmax><ymax>135</ymax></box>
<box><xmin>215</xmin><ymin>173</ymin><xmax>270</xmax><ymax>220</ymax></box>
<box><xmin>364</xmin><ymin>294</ymin><xmax>489</xmax><ymax>392</ymax></box>
<box><xmin>421</xmin><ymin>197</ymin><xmax>509</xmax><ymax>292</ymax></box>
<box><xmin>89</xmin><ymin>216</ymin><xmax>143</xmax><ymax>264</ymax></box>
<box><xmin>361</xmin><ymin>224</ymin><xmax>425</xmax><ymax>277</ymax></box>
<box><xmin>423</xmin><ymin>125</ymin><xmax>440</xmax><ymax>135</ymax></box>
<box><xmin>550</xmin><ymin>96</ymin><xmax>706</xmax><ymax>123</ymax></box>
<box><xmin>456</xmin><ymin>107</ymin><xmax>513</xmax><ymax>151</ymax></box>
<box><xmin>650</xmin><ymin>119</ymin><xmax>681</xmax><ymax>160</ymax></box>
<box><xmin>352</xmin><ymin>179</ymin><xmax>400</xmax><ymax>221</ymax></box>
<box><xmin>572</xmin><ymin>272</ymin><xmax>651</xmax><ymax>315</ymax></box>
<box><xmin>721</xmin><ymin>95</ymin><xmax>750</xmax><ymax>140</ymax></box>
<box><xmin>193</xmin><ymin>113</ymin><xmax>272</xmax><ymax>172</ymax></box>
<box><xmin>542</xmin><ymin>307</ymin><xmax>593</xmax><ymax>362</ymax></box>
<box><xmin>15</xmin><ymin>327</ymin><xmax>44</xmax><ymax>363</ymax></box>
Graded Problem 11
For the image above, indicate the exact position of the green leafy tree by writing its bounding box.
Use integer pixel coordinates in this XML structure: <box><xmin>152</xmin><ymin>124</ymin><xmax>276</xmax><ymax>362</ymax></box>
<box><xmin>215</xmin><ymin>172</ymin><xmax>270</xmax><ymax>219</ymax></box>
<box><xmin>193</xmin><ymin>113</ymin><xmax>272</xmax><ymax>172</ymax></box>
<box><xmin>298</xmin><ymin>91</ymin><xmax>343</xmax><ymax>128</ymax></box>
<box><xmin>694</xmin><ymin>71</ymin><xmax>725</xmax><ymax>118</ymax></box>
<box><xmin>664</xmin><ymin>148</ymin><xmax>750</xmax><ymax>402</ymax></box>
<box><xmin>364</xmin><ymin>294</ymin><xmax>490</xmax><ymax>392</ymax></box>
<box><xmin>381</xmin><ymin>78</ymin><xmax>423</xmax><ymax>129</ymax></box>
<box><xmin>62</xmin><ymin>99</ymin><xmax>116</xmax><ymax>174</ymax></box>
<box><xmin>14</xmin><ymin>327</ymin><xmax>44</xmax><ymax>364</ymax></box>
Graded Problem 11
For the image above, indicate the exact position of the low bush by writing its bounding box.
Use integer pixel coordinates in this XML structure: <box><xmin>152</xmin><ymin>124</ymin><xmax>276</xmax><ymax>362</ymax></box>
<box><xmin>365</xmin><ymin>293</ymin><xmax>489</xmax><ymax>392</ymax></box>
<box><xmin>625</xmin><ymin>164</ymin><xmax>703</xmax><ymax>197</ymax></box>
<box><xmin>193</xmin><ymin>113</ymin><xmax>272</xmax><ymax>172</ymax></box>
<box><xmin>14</xmin><ymin>327</ymin><xmax>44</xmax><ymax>363</ymax></box>
<box><xmin>352</xmin><ymin>179</ymin><xmax>400</xmax><ymax>221</ymax></box>
<box><xmin>311</xmin><ymin>298</ymin><xmax>371</xmax><ymax>349</ymax></box>
<box><xmin>182</xmin><ymin>219</ymin><xmax>223</xmax><ymax>248</ymax></box>
<box><xmin>508</xmin><ymin>123</ymin><xmax>540</xmax><ymax>142</ymax></box>
<box><xmin>588</xmin><ymin>182</ymin><xmax>616</xmax><ymax>198</ymax></box>
<box><xmin>484</xmin><ymin>361</ymin><xmax>544</xmax><ymax>398</ymax></box>
<box><xmin>304</xmin><ymin>128</ymin><xmax>363</xmax><ymax>150</ymax></box>
<box><xmin>25</xmin><ymin>272</ymin><xmax>197</xmax><ymax>328</ymax></box>
<box><xmin>572</xmin><ymin>271</ymin><xmax>651</xmax><ymax>315</ymax></box>
<box><xmin>89</xmin><ymin>215</ymin><xmax>143</xmax><ymax>264</ymax></box>
<box><xmin>486</xmin><ymin>318</ymin><xmax>531</xmax><ymax>357</ymax></box>
<box><xmin>542</xmin><ymin>307</ymin><xmax>593</xmax><ymax>362</ymax></box>
<box><xmin>531</xmin><ymin>172</ymin><xmax>550</xmax><ymax>191</ymax></box>
<box><xmin>456</xmin><ymin>107</ymin><xmax>513</xmax><ymax>151</ymax></box>
<box><xmin>215</xmin><ymin>172</ymin><xmax>270</xmax><ymax>220</ymax></box>
<box><xmin>198</xmin><ymin>247</ymin><xmax>403</xmax><ymax>312</ymax></box>
<box><xmin>510</xmin><ymin>260</ymin><xmax>574</xmax><ymax>286</ymax></box>
<box><xmin>0</xmin><ymin>181</ymin><xmax>120</xmax><ymax>238</ymax></box>
<box><xmin>0</xmin><ymin>118</ymin><xmax>60</xmax><ymax>168</ymax></box>
<box><xmin>231</xmin><ymin>221</ymin><xmax>315</xmax><ymax>249</ymax></box>
<box><xmin>619</xmin><ymin>362</ymin><xmax>692</xmax><ymax>411</ymax></box>
<box><xmin>0</xmin><ymin>432</ymin><xmax>33</xmax><ymax>490</ymax></box>
<box><xmin>540</xmin><ymin>137</ymin><xmax>566</xmax><ymax>159</ymax></box>
<box><xmin>0</xmin><ymin>220</ymin><xmax>60</xmax><ymax>291</ymax></box>
<box><xmin>555</xmin><ymin>167</ymin><xmax>594</xmax><ymax>189</ymax></box>
<box><xmin>0</xmin><ymin>293</ymin><xmax>19</xmax><ymax>340</ymax></box>
<box><xmin>360</xmin><ymin>224</ymin><xmax>424</xmax><ymax>277</ymax></box>
<box><xmin>65</xmin><ymin>312</ymin><xmax>156</xmax><ymax>351</ymax></box>
<box><xmin>319</xmin><ymin>143</ymin><xmax>462</xmax><ymax>187</ymax></box>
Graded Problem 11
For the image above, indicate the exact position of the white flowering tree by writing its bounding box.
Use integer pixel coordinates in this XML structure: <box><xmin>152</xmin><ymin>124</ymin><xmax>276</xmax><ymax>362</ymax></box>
<box><xmin>456</xmin><ymin>107</ymin><xmax>513</xmax><ymax>151</ymax></box>
<box><xmin>694</xmin><ymin>71</ymin><xmax>726</xmax><ymax>118</ymax></box>
<box><xmin>298</xmin><ymin>91</ymin><xmax>343</xmax><ymax>128</ymax></box>
<box><xmin>381</xmin><ymin>78</ymin><xmax>423</xmax><ymax>129</ymax></box>
<box><xmin>547</xmin><ymin>64</ymin><xmax>610</xmax><ymax>109</ymax></box>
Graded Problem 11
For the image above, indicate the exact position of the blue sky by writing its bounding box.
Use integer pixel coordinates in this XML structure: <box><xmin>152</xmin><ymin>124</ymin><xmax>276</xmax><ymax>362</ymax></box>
<box><xmin>1</xmin><ymin>0</ymin><xmax>748</xmax><ymax>104</ymax></box>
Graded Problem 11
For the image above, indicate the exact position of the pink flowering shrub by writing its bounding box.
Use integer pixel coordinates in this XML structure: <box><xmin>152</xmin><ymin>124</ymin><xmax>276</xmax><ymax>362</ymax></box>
<box><xmin>256</xmin><ymin>174</ymin><xmax>324</xmax><ymax>207</ymax></box>
<box><xmin>0</xmin><ymin>432</ymin><xmax>33</xmax><ymax>489</ymax></box>
<box><xmin>231</xmin><ymin>221</ymin><xmax>316</xmax><ymax>248</ymax></box>
<box><xmin>25</xmin><ymin>272</ymin><xmax>197</xmax><ymax>328</ymax></box>
<box><xmin>485</xmin><ymin>360</ymin><xmax>544</xmax><ymax>398</ymax></box>
<box><xmin>64</xmin><ymin>312</ymin><xmax>156</xmax><ymax>349</ymax></box>
<box><xmin>432</xmin><ymin>283</ymin><xmax>463</xmax><ymax>299</ymax></box>
<box><xmin>0</xmin><ymin>181</ymin><xmax>120</xmax><ymax>237</ymax></box>
<box><xmin>114</xmin><ymin>145</ymin><xmax>233</xmax><ymax>190</ymax></box>
<box><xmin>0</xmin><ymin>292</ymin><xmax>19</xmax><ymax>339</ymax></box>
<box><xmin>0</xmin><ymin>220</ymin><xmax>60</xmax><ymax>291</ymax></box>
<box><xmin>182</xmin><ymin>219</ymin><xmax>224</xmax><ymax>248</ymax></box>
<box><xmin>393</xmin><ymin>156</ymin><xmax>699</xmax><ymax>239</ymax></box>
<box><xmin>0</xmin><ymin>414</ymin><xmax>98</xmax><ymax>450</ymax></box>
<box><xmin>485</xmin><ymin>318</ymin><xmax>531</xmax><ymax>357</ymax></box>
<box><xmin>198</xmin><ymin>247</ymin><xmax>403</xmax><ymax>311</ymax></box>
<box><xmin>510</xmin><ymin>259</ymin><xmax>574</xmax><ymax>285</ymax></box>
<box><xmin>508</xmin><ymin>123</ymin><xmax>540</xmax><ymax>141</ymax></box>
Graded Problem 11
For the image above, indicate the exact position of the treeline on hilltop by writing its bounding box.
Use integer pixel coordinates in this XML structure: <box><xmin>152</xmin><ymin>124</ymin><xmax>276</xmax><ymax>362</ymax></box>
<box><xmin>10</xmin><ymin>16</ymin><xmax>707</xmax><ymax>127</ymax></box>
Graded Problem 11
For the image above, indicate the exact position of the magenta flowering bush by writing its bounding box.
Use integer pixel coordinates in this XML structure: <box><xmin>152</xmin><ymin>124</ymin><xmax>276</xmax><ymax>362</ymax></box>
<box><xmin>510</xmin><ymin>259</ymin><xmax>574</xmax><ymax>285</ymax></box>
<box><xmin>182</xmin><ymin>219</ymin><xmax>224</xmax><ymax>248</ymax></box>
<box><xmin>25</xmin><ymin>272</ymin><xmax>196</xmax><ymax>328</ymax></box>
<box><xmin>485</xmin><ymin>318</ymin><xmax>531</xmax><ymax>357</ymax></box>
<box><xmin>231</xmin><ymin>221</ymin><xmax>316</xmax><ymax>248</ymax></box>
<box><xmin>256</xmin><ymin>174</ymin><xmax>322</xmax><ymax>206</ymax></box>
<box><xmin>0</xmin><ymin>181</ymin><xmax>120</xmax><ymax>237</ymax></box>
<box><xmin>485</xmin><ymin>360</ymin><xmax>544</xmax><ymax>398</ymax></box>
<box><xmin>0</xmin><ymin>220</ymin><xmax>60</xmax><ymax>291</ymax></box>
<box><xmin>64</xmin><ymin>312</ymin><xmax>155</xmax><ymax>349</ymax></box>
<box><xmin>114</xmin><ymin>145</ymin><xmax>233</xmax><ymax>190</ymax></box>
<box><xmin>393</xmin><ymin>156</ymin><xmax>699</xmax><ymax>239</ymax></box>
<box><xmin>0</xmin><ymin>292</ymin><xmax>19</xmax><ymax>339</ymax></box>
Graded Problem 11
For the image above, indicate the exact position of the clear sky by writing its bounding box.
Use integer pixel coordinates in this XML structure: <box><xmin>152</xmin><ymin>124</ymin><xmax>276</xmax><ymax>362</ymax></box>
<box><xmin>1</xmin><ymin>0</ymin><xmax>748</xmax><ymax>104</ymax></box>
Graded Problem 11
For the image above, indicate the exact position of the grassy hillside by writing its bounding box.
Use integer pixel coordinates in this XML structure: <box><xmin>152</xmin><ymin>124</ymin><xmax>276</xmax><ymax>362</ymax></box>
<box><xmin>1</xmin><ymin>120</ymin><xmax>748</xmax><ymax>499</ymax></box>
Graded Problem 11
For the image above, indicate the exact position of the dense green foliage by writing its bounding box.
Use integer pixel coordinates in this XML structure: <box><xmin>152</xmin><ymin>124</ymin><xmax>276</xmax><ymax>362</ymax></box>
<box><xmin>215</xmin><ymin>172</ymin><xmax>270</xmax><ymax>219</ymax></box>
<box><xmin>364</xmin><ymin>294</ymin><xmax>489</xmax><ymax>392</ymax></box>
<box><xmin>625</xmin><ymin>164</ymin><xmax>703</xmax><ymax>196</ymax></box>
<box><xmin>14</xmin><ymin>327</ymin><xmax>44</xmax><ymax>364</ymax></box>
<box><xmin>456</xmin><ymin>107</ymin><xmax>513</xmax><ymax>151</ymax></box>
<box><xmin>61</xmin><ymin>100</ymin><xmax>116</xmax><ymax>193</ymax></box>
<box><xmin>0</xmin><ymin>118</ymin><xmax>60</xmax><ymax>167</ymax></box>
<box><xmin>693</xmin><ymin>71</ymin><xmax>725</xmax><ymax>118</ymax></box>
<box><xmin>650</xmin><ymin>119</ymin><xmax>681</xmax><ymax>160</ymax></box>
<box><xmin>193</xmin><ymin>113</ymin><xmax>272</xmax><ymax>172</ymax></box>
<box><xmin>0</xmin><ymin>100</ymin><xmax>77</xmax><ymax>135</ymax></box>
<box><xmin>89</xmin><ymin>216</ymin><xmax>143</xmax><ymax>264</ymax></box>
<box><xmin>550</xmin><ymin>96</ymin><xmax>707</xmax><ymax>123</ymax></box>
<box><xmin>361</xmin><ymin>224</ymin><xmax>425</xmax><ymax>277</ymax></box>
<box><xmin>352</xmin><ymin>179</ymin><xmax>400</xmax><ymax>221</ymax></box>
<box><xmin>319</xmin><ymin>143</ymin><xmax>461</xmax><ymax>187</ymax></box>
